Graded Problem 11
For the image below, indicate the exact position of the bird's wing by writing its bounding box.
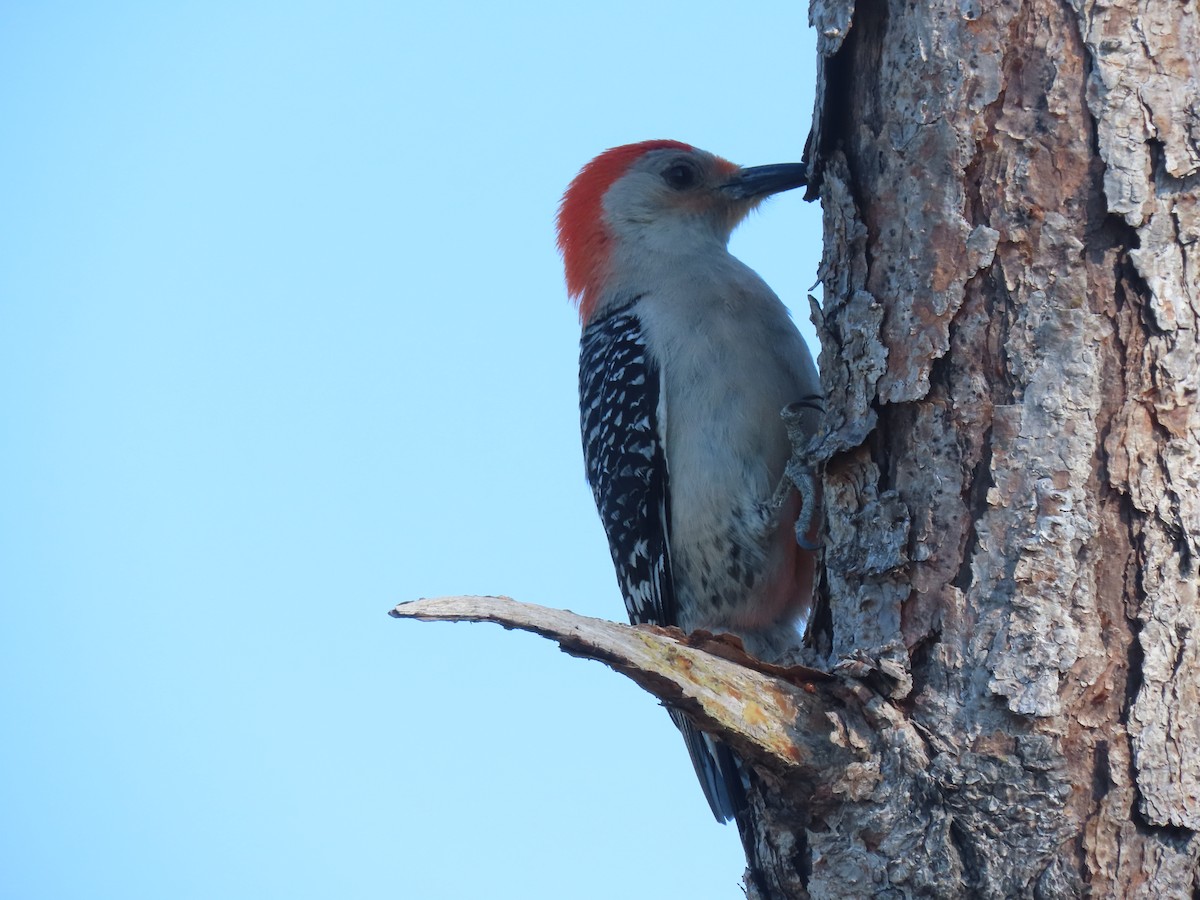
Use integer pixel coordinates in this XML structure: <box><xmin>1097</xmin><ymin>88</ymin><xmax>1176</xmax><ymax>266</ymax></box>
<box><xmin>579</xmin><ymin>304</ymin><xmax>675</xmax><ymax>627</ymax></box>
<box><xmin>579</xmin><ymin>304</ymin><xmax>744</xmax><ymax>823</ymax></box>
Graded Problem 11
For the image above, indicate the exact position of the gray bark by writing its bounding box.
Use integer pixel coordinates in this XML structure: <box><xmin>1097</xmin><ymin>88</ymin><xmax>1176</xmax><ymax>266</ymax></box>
<box><xmin>796</xmin><ymin>0</ymin><xmax>1200</xmax><ymax>893</ymax></box>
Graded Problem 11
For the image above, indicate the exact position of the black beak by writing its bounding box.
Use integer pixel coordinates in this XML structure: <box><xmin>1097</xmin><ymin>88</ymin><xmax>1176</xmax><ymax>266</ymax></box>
<box><xmin>720</xmin><ymin>163</ymin><xmax>808</xmax><ymax>200</ymax></box>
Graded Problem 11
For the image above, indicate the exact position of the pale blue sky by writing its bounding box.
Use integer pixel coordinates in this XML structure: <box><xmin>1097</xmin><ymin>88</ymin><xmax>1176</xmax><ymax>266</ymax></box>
<box><xmin>0</xmin><ymin>4</ymin><xmax>821</xmax><ymax>898</ymax></box>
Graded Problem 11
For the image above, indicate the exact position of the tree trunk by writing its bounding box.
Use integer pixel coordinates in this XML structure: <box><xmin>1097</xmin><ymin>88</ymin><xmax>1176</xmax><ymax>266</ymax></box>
<box><xmin>784</xmin><ymin>0</ymin><xmax>1200</xmax><ymax>894</ymax></box>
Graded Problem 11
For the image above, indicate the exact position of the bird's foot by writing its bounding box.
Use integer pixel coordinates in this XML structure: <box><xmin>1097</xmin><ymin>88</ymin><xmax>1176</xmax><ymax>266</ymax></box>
<box><xmin>773</xmin><ymin>395</ymin><xmax>824</xmax><ymax>549</ymax></box>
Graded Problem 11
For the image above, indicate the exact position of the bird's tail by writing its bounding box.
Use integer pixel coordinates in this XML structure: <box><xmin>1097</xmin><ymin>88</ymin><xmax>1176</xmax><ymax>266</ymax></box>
<box><xmin>668</xmin><ymin>709</ymin><xmax>746</xmax><ymax>823</ymax></box>
<box><xmin>670</xmin><ymin>710</ymin><xmax>781</xmax><ymax>898</ymax></box>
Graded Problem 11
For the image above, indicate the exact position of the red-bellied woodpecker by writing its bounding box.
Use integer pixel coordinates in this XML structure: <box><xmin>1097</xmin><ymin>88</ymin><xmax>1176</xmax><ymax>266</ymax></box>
<box><xmin>558</xmin><ymin>140</ymin><xmax>822</xmax><ymax>822</ymax></box>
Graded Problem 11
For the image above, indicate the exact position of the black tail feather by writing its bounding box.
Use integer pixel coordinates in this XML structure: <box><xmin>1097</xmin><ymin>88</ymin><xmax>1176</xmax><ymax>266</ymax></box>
<box><xmin>668</xmin><ymin>709</ymin><xmax>747</xmax><ymax>822</ymax></box>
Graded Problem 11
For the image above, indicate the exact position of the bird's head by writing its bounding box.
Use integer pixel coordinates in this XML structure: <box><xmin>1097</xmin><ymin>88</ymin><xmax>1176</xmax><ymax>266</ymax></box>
<box><xmin>557</xmin><ymin>140</ymin><xmax>807</xmax><ymax>323</ymax></box>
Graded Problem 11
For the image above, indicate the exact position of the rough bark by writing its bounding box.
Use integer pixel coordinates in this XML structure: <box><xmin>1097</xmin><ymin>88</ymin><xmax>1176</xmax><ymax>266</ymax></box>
<box><xmin>797</xmin><ymin>0</ymin><xmax>1200</xmax><ymax>894</ymax></box>
<box><xmin>394</xmin><ymin>0</ymin><xmax>1199</xmax><ymax>895</ymax></box>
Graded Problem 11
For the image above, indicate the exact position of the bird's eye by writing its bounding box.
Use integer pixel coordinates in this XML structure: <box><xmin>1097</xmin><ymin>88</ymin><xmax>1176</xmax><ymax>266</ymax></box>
<box><xmin>662</xmin><ymin>162</ymin><xmax>698</xmax><ymax>190</ymax></box>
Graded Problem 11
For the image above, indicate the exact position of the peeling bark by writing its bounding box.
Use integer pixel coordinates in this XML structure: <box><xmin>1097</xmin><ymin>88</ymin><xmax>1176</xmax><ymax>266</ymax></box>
<box><xmin>799</xmin><ymin>0</ymin><xmax>1200</xmax><ymax>894</ymax></box>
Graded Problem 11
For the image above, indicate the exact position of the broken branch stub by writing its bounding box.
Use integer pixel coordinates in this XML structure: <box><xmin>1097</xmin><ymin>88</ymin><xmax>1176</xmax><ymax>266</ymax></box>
<box><xmin>390</xmin><ymin>595</ymin><xmax>849</xmax><ymax>792</ymax></box>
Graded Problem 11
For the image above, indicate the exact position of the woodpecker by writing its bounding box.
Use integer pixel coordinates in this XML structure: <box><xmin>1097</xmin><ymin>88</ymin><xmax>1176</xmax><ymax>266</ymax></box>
<box><xmin>558</xmin><ymin>140</ymin><xmax>822</xmax><ymax>822</ymax></box>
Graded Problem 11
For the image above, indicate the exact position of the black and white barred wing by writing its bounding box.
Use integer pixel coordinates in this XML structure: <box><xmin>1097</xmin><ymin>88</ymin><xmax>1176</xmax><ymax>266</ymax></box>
<box><xmin>578</xmin><ymin>307</ymin><xmax>675</xmax><ymax>627</ymax></box>
<box><xmin>579</xmin><ymin>307</ymin><xmax>743</xmax><ymax>822</ymax></box>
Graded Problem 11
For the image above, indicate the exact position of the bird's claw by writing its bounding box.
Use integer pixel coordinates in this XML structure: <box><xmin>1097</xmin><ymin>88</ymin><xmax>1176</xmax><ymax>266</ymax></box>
<box><xmin>779</xmin><ymin>396</ymin><xmax>824</xmax><ymax>549</ymax></box>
